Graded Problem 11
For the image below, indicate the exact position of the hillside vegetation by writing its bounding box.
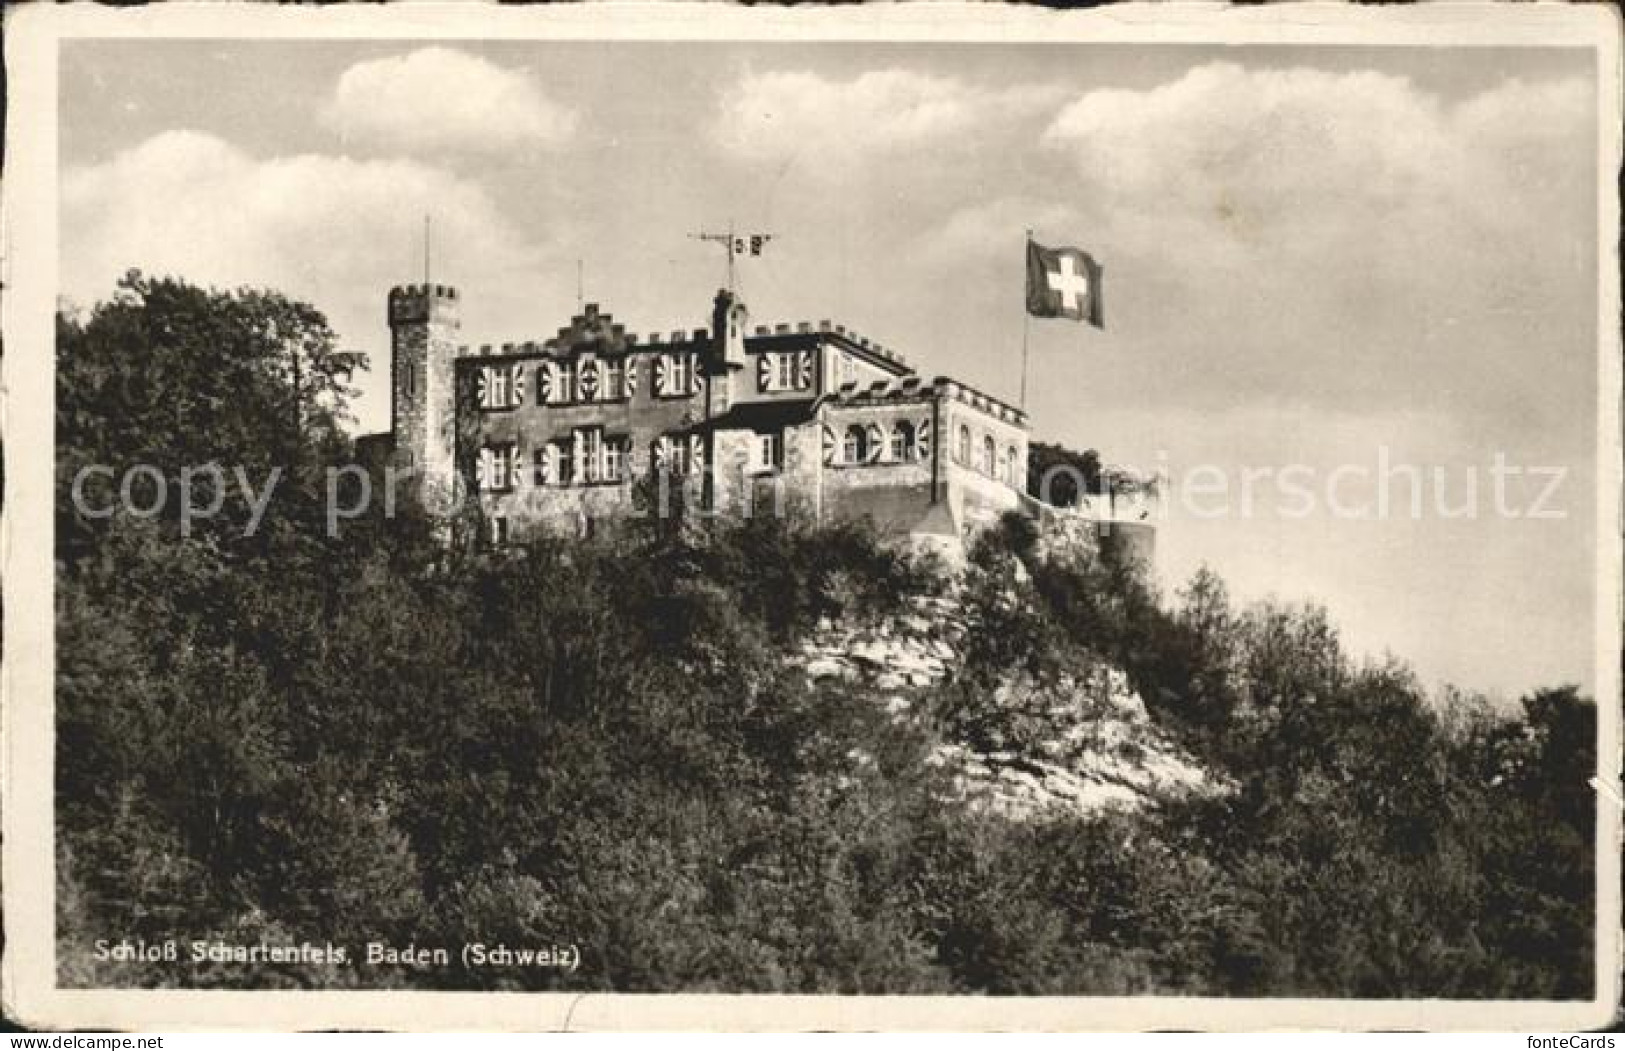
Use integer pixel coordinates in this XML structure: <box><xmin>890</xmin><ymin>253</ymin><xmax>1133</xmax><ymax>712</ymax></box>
<box><xmin>55</xmin><ymin>274</ymin><xmax>1595</xmax><ymax>996</ymax></box>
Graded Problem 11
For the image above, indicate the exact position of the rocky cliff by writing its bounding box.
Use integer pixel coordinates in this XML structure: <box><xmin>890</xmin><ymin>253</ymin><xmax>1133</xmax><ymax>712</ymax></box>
<box><xmin>795</xmin><ymin>583</ymin><xmax>1218</xmax><ymax>820</ymax></box>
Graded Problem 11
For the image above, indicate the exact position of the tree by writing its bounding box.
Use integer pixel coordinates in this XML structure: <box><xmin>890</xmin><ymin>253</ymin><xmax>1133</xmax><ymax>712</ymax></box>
<box><xmin>1026</xmin><ymin>440</ymin><xmax>1102</xmax><ymax>506</ymax></box>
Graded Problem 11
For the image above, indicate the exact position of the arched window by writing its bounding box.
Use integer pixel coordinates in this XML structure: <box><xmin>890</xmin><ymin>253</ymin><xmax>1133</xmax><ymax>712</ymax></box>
<box><xmin>982</xmin><ymin>435</ymin><xmax>996</xmax><ymax>475</ymax></box>
<box><xmin>890</xmin><ymin>421</ymin><xmax>916</xmax><ymax>462</ymax></box>
<box><xmin>957</xmin><ymin>425</ymin><xmax>971</xmax><ymax>465</ymax></box>
<box><xmin>843</xmin><ymin>424</ymin><xmax>868</xmax><ymax>465</ymax></box>
<box><xmin>1003</xmin><ymin>445</ymin><xmax>1019</xmax><ymax>485</ymax></box>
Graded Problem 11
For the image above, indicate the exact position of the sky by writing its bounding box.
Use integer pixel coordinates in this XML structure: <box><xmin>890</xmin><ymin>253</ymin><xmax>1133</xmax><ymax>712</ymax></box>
<box><xmin>58</xmin><ymin>39</ymin><xmax>1602</xmax><ymax>701</ymax></box>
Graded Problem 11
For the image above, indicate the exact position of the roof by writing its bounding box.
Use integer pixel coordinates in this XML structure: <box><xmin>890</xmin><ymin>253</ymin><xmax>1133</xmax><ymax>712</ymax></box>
<box><xmin>821</xmin><ymin>374</ymin><xmax>1028</xmax><ymax>428</ymax></box>
<box><xmin>694</xmin><ymin>399</ymin><xmax>818</xmax><ymax>434</ymax></box>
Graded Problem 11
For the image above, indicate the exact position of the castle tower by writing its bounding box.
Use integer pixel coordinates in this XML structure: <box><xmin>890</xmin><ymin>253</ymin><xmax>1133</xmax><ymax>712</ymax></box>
<box><xmin>706</xmin><ymin>288</ymin><xmax>749</xmax><ymax>419</ymax></box>
<box><xmin>712</xmin><ymin>288</ymin><xmax>748</xmax><ymax>372</ymax></box>
<box><xmin>387</xmin><ymin>283</ymin><xmax>460</xmax><ymax>494</ymax></box>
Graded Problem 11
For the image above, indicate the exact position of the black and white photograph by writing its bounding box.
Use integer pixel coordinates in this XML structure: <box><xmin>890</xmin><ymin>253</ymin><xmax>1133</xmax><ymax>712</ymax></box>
<box><xmin>3</xmin><ymin>1</ymin><xmax>1619</xmax><ymax>1032</ymax></box>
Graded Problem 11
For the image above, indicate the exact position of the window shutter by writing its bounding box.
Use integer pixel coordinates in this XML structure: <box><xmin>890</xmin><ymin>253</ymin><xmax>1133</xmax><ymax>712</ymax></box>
<box><xmin>476</xmin><ymin>367</ymin><xmax>493</xmax><ymax>409</ymax></box>
<box><xmin>509</xmin><ymin>447</ymin><xmax>525</xmax><ymax>489</ymax></box>
<box><xmin>689</xmin><ymin>354</ymin><xmax>703</xmax><ymax>395</ymax></box>
<box><xmin>653</xmin><ymin>355</ymin><xmax>669</xmax><ymax>396</ymax></box>
<box><xmin>511</xmin><ymin>366</ymin><xmax>526</xmax><ymax>406</ymax></box>
<box><xmin>821</xmin><ymin>424</ymin><xmax>838</xmax><ymax>466</ymax></box>
<box><xmin>475</xmin><ymin>448</ymin><xmax>491</xmax><ymax>489</ymax></box>
<box><xmin>535</xmin><ymin>444</ymin><xmax>554</xmax><ymax>485</ymax></box>
<box><xmin>653</xmin><ymin>436</ymin><xmax>670</xmax><ymax>470</ymax></box>
<box><xmin>866</xmin><ymin>423</ymin><xmax>885</xmax><ymax>464</ymax></box>
<box><xmin>916</xmin><ymin>418</ymin><xmax>933</xmax><ymax>460</ymax></box>
<box><xmin>797</xmin><ymin>350</ymin><xmax>813</xmax><ymax>389</ymax></box>
<box><xmin>536</xmin><ymin>360</ymin><xmax>554</xmax><ymax>404</ymax></box>
<box><xmin>625</xmin><ymin>357</ymin><xmax>638</xmax><ymax>396</ymax></box>
<box><xmin>757</xmin><ymin>354</ymin><xmax>773</xmax><ymax>393</ymax></box>
<box><xmin>572</xmin><ymin>432</ymin><xmax>587</xmax><ymax>482</ymax></box>
<box><xmin>689</xmin><ymin>434</ymin><xmax>706</xmax><ymax>473</ymax></box>
<box><xmin>579</xmin><ymin>358</ymin><xmax>600</xmax><ymax>402</ymax></box>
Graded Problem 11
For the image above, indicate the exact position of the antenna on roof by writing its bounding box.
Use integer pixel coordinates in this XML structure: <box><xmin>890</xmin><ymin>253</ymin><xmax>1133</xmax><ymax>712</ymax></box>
<box><xmin>690</xmin><ymin>222</ymin><xmax>774</xmax><ymax>296</ymax></box>
<box><xmin>423</xmin><ymin>214</ymin><xmax>432</xmax><ymax>288</ymax></box>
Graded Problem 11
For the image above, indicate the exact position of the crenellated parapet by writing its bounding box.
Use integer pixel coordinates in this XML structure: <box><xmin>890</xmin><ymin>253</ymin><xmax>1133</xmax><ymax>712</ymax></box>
<box><xmin>451</xmin><ymin>306</ymin><xmax>921</xmax><ymax>384</ymax></box>
<box><xmin>930</xmin><ymin>376</ymin><xmax>1027</xmax><ymax>427</ymax></box>
<box><xmin>543</xmin><ymin>302</ymin><xmax>630</xmax><ymax>354</ymax></box>
<box><xmin>728</xmin><ymin>319</ymin><xmax>912</xmax><ymax>371</ymax></box>
<box><xmin>827</xmin><ymin>374</ymin><xmax>935</xmax><ymax>407</ymax></box>
<box><xmin>457</xmin><ymin>320</ymin><xmax>725</xmax><ymax>360</ymax></box>
<box><xmin>388</xmin><ymin>283</ymin><xmax>460</xmax><ymax>326</ymax></box>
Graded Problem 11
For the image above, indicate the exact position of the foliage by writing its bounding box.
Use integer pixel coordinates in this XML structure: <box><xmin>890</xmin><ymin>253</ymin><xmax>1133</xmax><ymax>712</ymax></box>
<box><xmin>1026</xmin><ymin>440</ymin><xmax>1103</xmax><ymax>507</ymax></box>
<box><xmin>56</xmin><ymin>277</ymin><xmax>1595</xmax><ymax>996</ymax></box>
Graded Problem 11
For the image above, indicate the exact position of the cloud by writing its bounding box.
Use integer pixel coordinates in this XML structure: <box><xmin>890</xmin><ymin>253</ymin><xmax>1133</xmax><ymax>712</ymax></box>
<box><xmin>320</xmin><ymin>47</ymin><xmax>577</xmax><ymax>153</ymax></box>
<box><xmin>1019</xmin><ymin>63</ymin><xmax>1596</xmax><ymax>434</ymax></box>
<box><xmin>1041</xmin><ymin>62</ymin><xmax>1591</xmax><ymax>264</ymax></box>
<box><xmin>62</xmin><ymin>130</ymin><xmax>558</xmax><ymax>432</ymax></box>
<box><xmin>712</xmin><ymin>70</ymin><xmax>1055</xmax><ymax>173</ymax></box>
<box><xmin>911</xmin><ymin>197</ymin><xmax>1083</xmax><ymax>268</ymax></box>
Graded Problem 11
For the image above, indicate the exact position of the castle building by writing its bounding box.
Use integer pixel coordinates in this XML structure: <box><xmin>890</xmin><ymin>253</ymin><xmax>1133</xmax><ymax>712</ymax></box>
<box><xmin>370</xmin><ymin>282</ymin><xmax>1040</xmax><ymax>552</ymax></box>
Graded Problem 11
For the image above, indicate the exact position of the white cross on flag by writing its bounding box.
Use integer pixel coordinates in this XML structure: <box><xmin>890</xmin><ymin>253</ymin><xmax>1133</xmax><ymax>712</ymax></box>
<box><xmin>1026</xmin><ymin>239</ymin><xmax>1104</xmax><ymax>328</ymax></box>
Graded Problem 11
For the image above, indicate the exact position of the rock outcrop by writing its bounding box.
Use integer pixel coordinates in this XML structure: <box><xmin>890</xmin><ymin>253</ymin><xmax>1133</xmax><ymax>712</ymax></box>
<box><xmin>794</xmin><ymin>588</ymin><xmax>1217</xmax><ymax>820</ymax></box>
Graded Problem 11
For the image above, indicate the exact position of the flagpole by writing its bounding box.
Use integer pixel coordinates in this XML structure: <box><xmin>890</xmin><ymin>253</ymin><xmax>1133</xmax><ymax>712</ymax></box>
<box><xmin>1019</xmin><ymin>228</ymin><xmax>1033</xmax><ymax>411</ymax></box>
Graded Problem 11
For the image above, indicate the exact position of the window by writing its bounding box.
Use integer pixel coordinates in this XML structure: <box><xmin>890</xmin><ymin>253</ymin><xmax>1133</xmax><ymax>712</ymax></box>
<box><xmin>776</xmin><ymin>353</ymin><xmax>795</xmax><ymax>391</ymax></box>
<box><xmin>534</xmin><ymin>443</ymin><xmax>558</xmax><ymax>486</ymax></box>
<box><xmin>489</xmin><ymin>516</ymin><xmax>509</xmax><ymax>547</ymax></box>
<box><xmin>654</xmin><ymin>434</ymin><xmax>691</xmax><ymax>474</ymax></box>
<box><xmin>1003</xmin><ymin>445</ymin><xmax>1019</xmax><ymax>485</ymax></box>
<box><xmin>578</xmin><ymin>359</ymin><xmax>601</xmax><ymax>402</ymax></box>
<box><xmin>655</xmin><ymin>352</ymin><xmax>700</xmax><ymax>397</ymax></box>
<box><xmin>754</xmin><ymin>432</ymin><xmax>783</xmax><ymax>473</ymax></box>
<box><xmin>843</xmin><ymin>425</ymin><xmax>868</xmax><ymax>465</ymax></box>
<box><xmin>957</xmin><ymin>425</ymin><xmax>971</xmax><ymax>465</ymax></box>
<box><xmin>981</xmin><ymin>436</ymin><xmax>996</xmax><ymax>476</ymax></box>
<box><xmin>551</xmin><ymin>439</ymin><xmax>574</xmax><ymax>485</ymax></box>
<box><xmin>555</xmin><ymin>360</ymin><xmax>576</xmax><ymax>404</ymax></box>
<box><xmin>577</xmin><ymin>427</ymin><xmax>604</xmax><ymax>484</ymax></box>
<box><xmin>480</xmin><ymin>444</ymin><xmax>516</xmax><ymax>492</ymax></box>
<box><xmin>404</xmin><ymin>362</ymin><xmax>416</xmax><ymax>397</ymax></box>
<box><xmin>667</xmin><ymin>354</ymin><xmax>690</xmax><ymax>396</ymax></box>
<box><xmin>603</xmin><ymin>437</ymin><xmax>626</xmax><ymax>483</ymax></box>
<box><xmin>840</xmin><ymin>355</ymin><xmax>856</xmax><ymax>384</ymax></box>
<box><xmin>890</xmin><ymin>421</ymin><xmax>916</xmax><ymax>462</ymax></box>
<box><xmin>604</xmin><ymin>358</ymin><xmax>625</xmax><ymax>400</ymax></box>
<box><xmin>477</xmin><ymin>364</ymin><xmax>524</xmax><ymax>410</ymax></box>
<box><xmin>487</xmin><ymin>445</ymin><xmax>507</xmax><ymax>491</ymax></box>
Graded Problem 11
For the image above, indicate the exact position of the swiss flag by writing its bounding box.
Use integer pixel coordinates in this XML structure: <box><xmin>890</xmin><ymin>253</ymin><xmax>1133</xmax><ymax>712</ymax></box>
<box><xmin>1027</xmin><ymin>240</ymin><xmax>1104</xmax><ymax>328</ymax></box>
